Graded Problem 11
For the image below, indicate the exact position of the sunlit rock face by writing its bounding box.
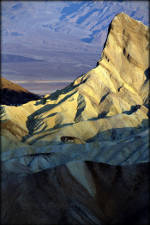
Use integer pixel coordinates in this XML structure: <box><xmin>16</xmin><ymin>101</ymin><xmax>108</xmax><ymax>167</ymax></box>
<box><xmin>1</xmin><ymin>13</ymin><xmax>150</xmax><ymax>225</ymax></box>
<box><xmin>1</xmin><ymin>13</ymin><xmax>149</xmax><ymax>152</ymax></box>
<box><xmin>97</xmin><ymin>12</ymin><xmax>149</xmax><ymax>103</ymax></box>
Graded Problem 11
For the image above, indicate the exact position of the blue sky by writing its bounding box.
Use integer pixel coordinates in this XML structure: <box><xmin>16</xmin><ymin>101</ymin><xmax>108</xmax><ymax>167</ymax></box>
<box><xmin>2</xmin><ymin>1</ymin><xmax>149</xmax><ymax>94</ymax></box>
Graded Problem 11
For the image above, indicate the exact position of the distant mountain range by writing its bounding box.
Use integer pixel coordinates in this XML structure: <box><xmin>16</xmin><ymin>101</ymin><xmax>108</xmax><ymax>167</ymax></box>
<box><xmin>3</xmin><ymin>1</ymin><xmax>149</xmax><ymax>46</ymax></box>
<box><xmin>2</xmin><ymin>1</ymin><xmax>149</xmax><ymax>82</ymax></box>
<box><xmin>1</xmin><ymin>54</ymin><xmax>44</xmax><ymax>63</ymax></box>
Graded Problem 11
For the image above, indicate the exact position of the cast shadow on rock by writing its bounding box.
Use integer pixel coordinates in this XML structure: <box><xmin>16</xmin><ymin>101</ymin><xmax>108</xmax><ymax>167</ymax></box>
<box><xmin>87</xmin><ymin>118</ymin><xmax>148</xmax><ymax>143</ymax></box>
<box><xmin>22</xmin><ymin>117</ymin><xmax>148</xmax><ymax>147</ymax></box>
<box><xmin>34</xmin><ymin>75</ymin><xmax>88</xmax><ymax>106</ymax></box>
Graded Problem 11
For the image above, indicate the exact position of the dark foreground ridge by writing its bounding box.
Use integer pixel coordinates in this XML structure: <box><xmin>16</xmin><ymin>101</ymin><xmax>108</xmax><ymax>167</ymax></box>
<box><xmin>2</xmin><ymin>161</ymin><xmax>150</xmax><ymax>225</ymax></box>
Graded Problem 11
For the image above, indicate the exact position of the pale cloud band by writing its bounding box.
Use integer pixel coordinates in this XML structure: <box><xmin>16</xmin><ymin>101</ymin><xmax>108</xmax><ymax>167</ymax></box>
<box><xmin>11</xmin><ymin>80</ymin><xmax>73</xmax><ymax>84</ymax></box>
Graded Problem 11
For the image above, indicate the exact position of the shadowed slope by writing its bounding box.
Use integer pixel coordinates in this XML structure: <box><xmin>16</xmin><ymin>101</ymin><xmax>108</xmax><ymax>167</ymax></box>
<box><xmin>1</xmin><ymin>77</ymin><xmax>40</xmax><ymax>105</ymax></box>
<box><xmin>2</xmin><ymin>161</ymin><xmax>149</xmax><ymax>225</ymax></box>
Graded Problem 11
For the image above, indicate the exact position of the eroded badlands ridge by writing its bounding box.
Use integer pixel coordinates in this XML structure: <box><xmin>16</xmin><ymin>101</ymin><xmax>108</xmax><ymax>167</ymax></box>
<box><xmin>1</xmin><ymin>13</ymin><xmax>150</xmax><ymax>225</ymax></box>
<box><xmin>1</xmin><ymin>13</ymin><xmax>149</xmax><ymax>152</ymax></box>
<box><xmin>1</xmin><ymin>13</ymin><xmax>149</xmax><ymax>165</ymax></box>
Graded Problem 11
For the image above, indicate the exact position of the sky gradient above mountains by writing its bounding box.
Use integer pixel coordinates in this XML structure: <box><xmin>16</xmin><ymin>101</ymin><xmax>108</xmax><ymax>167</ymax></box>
<box><xmin>2</xmin><ymin>1</ymin><xmax>149</xmax><ymax>94</ymax></box>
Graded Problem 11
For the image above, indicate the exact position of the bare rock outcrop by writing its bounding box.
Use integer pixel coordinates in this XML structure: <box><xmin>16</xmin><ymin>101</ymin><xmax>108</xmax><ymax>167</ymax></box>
<box><xmin>1</xmin><ymin>13</ymin><xmax>149</xmax><ymax>151</ymax></box>
<box><xmin>61</xmin><ymin>136</ymin><xmax>85</xmax><ymax>144</ymax></box>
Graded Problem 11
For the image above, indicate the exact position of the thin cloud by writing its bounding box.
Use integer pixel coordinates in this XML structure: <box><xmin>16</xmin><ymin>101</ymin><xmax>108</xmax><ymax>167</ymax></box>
<box><xmin>11</xmin><ymin>80</ymin><xmax>73</xmax><ymax>84</ymax></box>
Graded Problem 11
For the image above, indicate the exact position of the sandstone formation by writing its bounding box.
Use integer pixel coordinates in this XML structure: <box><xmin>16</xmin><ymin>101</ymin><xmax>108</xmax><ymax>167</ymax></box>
<box><xmin>1</xmin><ymin>13</ymin><xmax>150</xmax><ymax>225</ymax></box>
<box><xmin>0</xmin><ymin>77</ymin><xmax>40</xmax><ymax>105</ymax></box>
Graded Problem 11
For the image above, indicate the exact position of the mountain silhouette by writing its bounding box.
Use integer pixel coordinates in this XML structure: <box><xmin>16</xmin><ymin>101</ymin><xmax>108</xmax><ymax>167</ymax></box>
<box><xmin>1</xmin><ymin>77</ymin><xmax>40</xmax><ymax>105</ymax></box>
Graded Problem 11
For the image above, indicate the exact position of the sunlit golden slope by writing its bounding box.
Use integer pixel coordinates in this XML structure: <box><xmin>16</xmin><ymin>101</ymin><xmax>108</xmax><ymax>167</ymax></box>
<box><xmin>1</xmin><ymin>13</ymin><xmax>149</xmax><ymax>152</ymax></box>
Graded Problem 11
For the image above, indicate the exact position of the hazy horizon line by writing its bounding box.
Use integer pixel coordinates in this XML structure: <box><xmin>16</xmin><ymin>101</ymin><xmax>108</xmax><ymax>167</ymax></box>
<box><xmin>11</xmin><ymin>80</ymin><xmax>74</xmax><ymax>84</ymax></box>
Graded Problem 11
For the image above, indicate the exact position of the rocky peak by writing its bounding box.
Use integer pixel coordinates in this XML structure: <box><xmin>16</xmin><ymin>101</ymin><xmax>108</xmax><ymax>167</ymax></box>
<box><xmin>98</xmin><ymin>12</ymin><xmax>149</xmax><ymax>92</ymax></box>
